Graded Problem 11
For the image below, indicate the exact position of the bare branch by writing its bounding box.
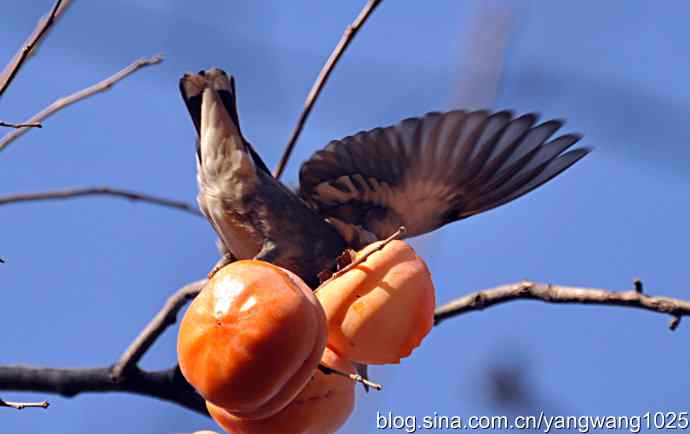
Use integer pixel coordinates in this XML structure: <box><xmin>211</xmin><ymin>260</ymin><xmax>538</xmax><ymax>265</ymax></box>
<box><xmin>273</xmin><ymin>0</ymin><xmax>382</xmax><ymax>179</ymax></box>
<box><xmin>0</xmin><ymin>54</ymin><xmax>164</xmax><ymax>152</ymax></box>
<box><xmin>0</xmin><ymin>365</ymin><xmax>206</xmax><ymax>415</ymax></box>
<box><xmin>3</xmin><ymin>277</ymin><xmax>690</xmax><ymax>413</ymax></box>
<box><xmin>0</xmin><ymin>121</ymin><xmax>42</xmax><ymax>129</ymax></box>
<box><xmin>0</xmin><ymin>0</ymin><xmax>71</xmax><ymax>98</ymax></box>
<box><xmin>0</xmin><ymin>186</ymin><xmax>202</xmax><ymax>216</ymax></box>
<box><xmin>111</xmin><ymin>280</ymin><xmax>207</xmax><ymax>379</ymax></box>
<box><xmin>0</xmin><ymin>397</ymin><xmax>49</xmax><ymax>410</ymax></box>
<box><xmin>433</xmin><ymin>280</ymin><xmax>690</xmax><ymax>329</ymax></box>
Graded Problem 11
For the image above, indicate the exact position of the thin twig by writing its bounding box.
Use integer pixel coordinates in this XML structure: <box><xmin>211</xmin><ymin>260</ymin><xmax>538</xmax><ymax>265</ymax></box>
<box><xmin>0</xmin><ymin>121</ymin><xmax>42</xmax><ymax>129</ymax></box>
<box><xmin>433</xmin><ymin>280</ymin><xmax>690</xmax><ymax>330</ymax></box>
<box><xmin>0</xmin><ymin>187</ymin><xmax>202</xmax><ymax>216</ymax></box>
<box><xmin>0</xmin><ymin>0</ymin><xmax>70</xmax><ymax>98</ymax></box>
<box><xmin>318</xmin><ymin>363</ymin><xmax>382</xmax><ymax>391</ymax></box>
<box><xmin>273</xmin><ymin>0</ymin><xmax>383</xmax><ymax>179</ymax></box>
<box><xmin>316</xmin><ymin>226</ymin><xmax>405</xmax><ymax>292</ymax></box>
<box><xmin>111</xmin><ymin>280</ymin><xmax>207</xmax><ymax>379</ymax></box>
<box><xmin>0</xmin><ymin>54</ymin><xmax>164</xmax><ymax>152</ymax></box>
<box><xmin>0</xmin><ymin>397</ymin><xmax>49</xmax><ymax>410</ymax></box>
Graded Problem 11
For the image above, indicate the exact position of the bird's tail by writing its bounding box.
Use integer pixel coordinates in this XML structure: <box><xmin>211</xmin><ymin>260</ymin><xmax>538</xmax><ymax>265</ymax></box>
<box><xmin>179</xmin><ymin>68</ymin><xmax>270</xmax><ymax>185</ymax></box>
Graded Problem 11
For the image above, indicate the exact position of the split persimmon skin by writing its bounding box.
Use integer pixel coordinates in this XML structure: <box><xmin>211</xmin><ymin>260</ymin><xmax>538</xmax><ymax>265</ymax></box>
<box><xmin>317</xmin><ymin>239</ymin><xmax>435</xmax><ymax>364</ymax></box>
<box><xmin>207</xmin><ymin>348</ymin><xmax>356</xmax><ymax>434</ymax></box>
<box><xmin>177</xmin><ymin>260</ymin><xmax>327</xmax><ymax>420</ymax></box>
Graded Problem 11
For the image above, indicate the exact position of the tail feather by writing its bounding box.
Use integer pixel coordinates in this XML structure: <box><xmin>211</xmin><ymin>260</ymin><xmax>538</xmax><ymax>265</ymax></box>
<box><xmin>179</xmin><ymin>68</ymin><xmax>270</xmax><ymax>175</ymax></box>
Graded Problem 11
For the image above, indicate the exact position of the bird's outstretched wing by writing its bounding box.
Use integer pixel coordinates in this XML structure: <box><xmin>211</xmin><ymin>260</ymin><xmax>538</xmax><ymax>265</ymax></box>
<box><xmin>299</xmin><ymin>110</ymin><xmax>590</xmax><ymax>244</ymax></box>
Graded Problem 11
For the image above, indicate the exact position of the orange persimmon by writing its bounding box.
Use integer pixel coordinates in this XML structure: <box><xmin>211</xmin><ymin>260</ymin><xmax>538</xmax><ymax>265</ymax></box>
<box><xmin>207</xmin><ymin>348</ymin><xmax>355</xmax><ymax>434</ymax></box>
<box><xmin>177</xmin><ymin>260</ymin><xmax>327</xmax><ymax>419</ymax></box>
<box><xmin>316</xmin><ymin>240</ymin><xmax>435</xmax><ymax>364</ymax></box>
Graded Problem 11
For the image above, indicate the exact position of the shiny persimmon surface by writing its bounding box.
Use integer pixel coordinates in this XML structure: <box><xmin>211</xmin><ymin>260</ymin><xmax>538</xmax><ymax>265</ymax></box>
<box><xmin>208</xmin><ymin>348</ymin><xmax>355</xmax><ymax>434</ymax></box>
<box><xmin>317</xmin><ymin>240</ymin><xmax>435</xmax><ymax>364</ymax></box>
<box><xmin>178</xmin><ymin>260</ymin><xmax>327</xmax><ymax>419</ymax></box>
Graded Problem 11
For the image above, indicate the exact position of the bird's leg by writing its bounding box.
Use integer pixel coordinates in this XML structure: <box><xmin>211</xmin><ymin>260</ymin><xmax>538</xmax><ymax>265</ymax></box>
<box><xmin>208</xmin><ymin>251</ymin><xmax>236</xmax><ymax>279</ymax></box>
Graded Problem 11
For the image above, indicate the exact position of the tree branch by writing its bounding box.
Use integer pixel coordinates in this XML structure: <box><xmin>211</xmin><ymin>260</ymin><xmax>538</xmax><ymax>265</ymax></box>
<box><xmin>273</xmin><ymin>0</ymin><xmax>382</xmax><ymax>179</ymax></box>
<box><xmin>0</xmin><ymin>54</ymin><xmax>163</xmax><ymax>152</ymax></box>
<box><xmin>0</xmin><ymin>0</ymin><xmax>71</xmax><ymax>98</ymax></box>
<box><xmin>0</xmin><ymin>365</ymin><xmax>205</xmax><ymax>415</ymax></box>
<box><xmin>111</xmin><ymin>280</ymin><xmax>207</xmax><ymax>379</ymax></box>
<box><xmin>433</xmin><ymin>280</ymin><xmax>690</xmax><ymax>329</ymax></box>
<box><xmin>0</xmin><ymin>121</ymin><xmax>42</xmax><ymax>129</ymax></box>
<box><xmin>0</xmin><ymin>397</ymin><xmax>49</xmax><ymax>410</ymax></box>
<box><xmin>0</xmin><ymin>186</ymin><xmax>202</xmax><ymax>217</ymax></box>
<box><xmin>0</xmin><ymin>280</ymin><xmax>209</xmax><ymax>414</ymax></box>
<box><xmin>4</xmin><ymin>278</ymin><xmax>689</xmax><ymax>414</ymax></box>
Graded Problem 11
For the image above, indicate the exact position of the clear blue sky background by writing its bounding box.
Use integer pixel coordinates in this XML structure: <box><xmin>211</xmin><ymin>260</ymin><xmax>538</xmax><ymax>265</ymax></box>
<box><xmin>2</xmin><ymin>1</ymin><xmax>689</xmax><ymax>433</ymax></box>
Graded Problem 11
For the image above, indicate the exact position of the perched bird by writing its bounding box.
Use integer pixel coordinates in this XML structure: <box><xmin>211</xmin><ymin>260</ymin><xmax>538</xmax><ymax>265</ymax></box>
<box><xmin>179</xmin><ymin>68</ymin><xmax>590</xmax><ymax>287</ymax></box>
<box><xmin>179</xmin><ymin>69</ymin><xmax>346</xmax><ymax>288</ymax></box>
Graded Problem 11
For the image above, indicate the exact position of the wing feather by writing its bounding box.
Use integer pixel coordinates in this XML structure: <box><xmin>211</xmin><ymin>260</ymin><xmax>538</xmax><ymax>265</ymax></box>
<box><xmin>299</xmin><ymin>110</ymin><xmax>590</xmax><ymax>241</ymax></box>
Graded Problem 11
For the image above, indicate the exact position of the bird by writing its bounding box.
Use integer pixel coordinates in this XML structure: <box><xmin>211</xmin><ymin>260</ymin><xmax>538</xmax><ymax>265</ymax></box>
<box><xmin>179</xmin><ymin>67</ymin><xmax>590</xmax><ymax>288</ymax></box>
<box><xmin>179</xmin><ymin>68</ymin><xmax>347</xmax><ymax>288</ymax></box>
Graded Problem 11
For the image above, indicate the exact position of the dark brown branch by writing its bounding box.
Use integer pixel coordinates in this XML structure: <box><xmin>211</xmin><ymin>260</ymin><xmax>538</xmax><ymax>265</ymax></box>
<box><xmin>0</xmin><ymin>365</ymin><xmax>206</xmax><ymax>415</ymax></box>
<box><xmin>0</xmin><ymin>186</ymin><xmax>202</xmax><ymax>217</ymax></box>
<box><xmin>0</xmin><ymin>121</ymin><xmax>42</xmax><ymax>129</ymax></box>
<box><xmin>111</xmin><ymin>280</ymin><xmax>207</xmax><ymax>379</ymax></box>
<box><xmin>0</xmin><ymin>397</ymin><xmax>49</xmax><ymax>410</ymax></box>
<box><xmin>0</xmin><ymin>280</ymin><xmax>209</xmax><ymax>415</ymax></box>
<box><xmin>273</xmin><ymin>0</ymin><xmax>382</xmax><ymax>179</ymax></box>
<box><xmin>5</xmin><ymin>277</ymin><xmax>690</xmax><ymax>414</ymax></box>
<box><xmin>0</xmin><ymin>0</ymin><xmax>70</xmax><ymax>98</ymax></box>
<box><xmin>433</xmin><ymin>280</ymin><xmax>690</xmax><ymax>330</ymax></box>
<box><xmin>0</xmin><ymin>54</ymin><xmax>163</xmax><ymax>152</ymax></box>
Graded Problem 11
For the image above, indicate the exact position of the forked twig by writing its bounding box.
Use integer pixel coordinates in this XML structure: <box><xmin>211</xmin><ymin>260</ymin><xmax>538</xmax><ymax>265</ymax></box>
<box><xmin>111</xmin><ymin>280</ymin><xmax>207</xmax><ymax>379</ymax></box>
<box><xmin>0</xmin><ymin>0</ymin><xmax>70</xmax><ymax>98</ymax></box>
<box><xmin>273</xmin><ymin>0</ymin><xmax>383</xmax><ymax>179</ymax></box>
<box><xmin>433</xmin><ymin>279</ymin><xmax>690</xmax><ymax>330</ymax></box>
<box><xmin>0</xmin><ymin>54</ymin><xmax>163</xmax><ymax>152</ymax></box>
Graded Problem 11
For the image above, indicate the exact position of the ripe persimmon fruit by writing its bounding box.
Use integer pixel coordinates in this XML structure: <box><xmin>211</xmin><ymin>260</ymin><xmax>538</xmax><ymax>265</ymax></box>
<box><xmin>316</xmin><ymin>239</ymin><xmax>435</xmax><ymax>364</ymax></box>
<box><xmin>177</xmin><ymin>260</ymin><xmax>327</xmax><ymax>419</ymax></box>
<box><xmin>207</xmin><ymin>347</ymin><xmax>356</xmax><ymax>434</ymax></box>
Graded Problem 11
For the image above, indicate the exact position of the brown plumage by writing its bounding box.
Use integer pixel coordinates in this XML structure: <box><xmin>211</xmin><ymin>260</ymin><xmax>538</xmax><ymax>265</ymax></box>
<box><xmin>179</xmin><ymin>69</ymin><xmax>347</xmax><ymax>287</ymax></box>
<box><xmin>179</xmin><ymin>68</ymin><xmax>590</xmax><ymax>284</ymax></box>
<box><xmin>299</xmin><ymin>110</ymin><xmax>589</xmax><ymax>248</ymax></box>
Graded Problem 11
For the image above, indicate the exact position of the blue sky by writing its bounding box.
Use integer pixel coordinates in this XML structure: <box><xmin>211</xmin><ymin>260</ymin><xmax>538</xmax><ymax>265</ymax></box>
<box><xmin>2</xmin><ymin>1</ymin><xmax>689</xmax><ymax>433</ymax></box>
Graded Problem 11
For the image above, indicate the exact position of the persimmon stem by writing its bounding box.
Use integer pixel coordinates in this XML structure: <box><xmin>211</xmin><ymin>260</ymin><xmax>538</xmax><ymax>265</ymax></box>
<box><xmin>316</xmin><ymin>226</ymin><xmax>406</xmax><ymax>293</ymax></box>
<box><xmin>317</xmin><ymin>363</ymin><xmax>382</xmax><ymax>391</ymax></box>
